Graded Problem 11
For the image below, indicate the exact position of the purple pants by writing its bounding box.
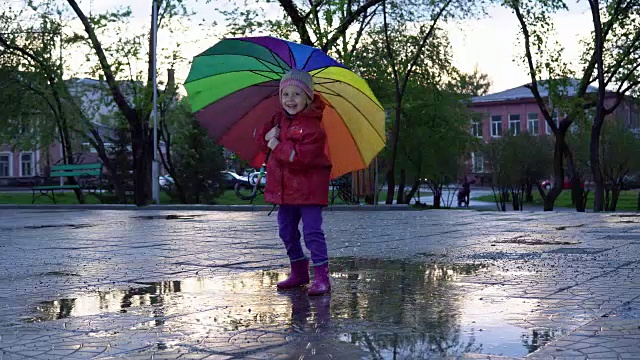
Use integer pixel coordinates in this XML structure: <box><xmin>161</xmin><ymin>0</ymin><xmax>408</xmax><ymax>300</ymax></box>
<box><xmin>277</xmin><ymin>205</ymin><xmax>328</xmax><ymax>266</ymax></box>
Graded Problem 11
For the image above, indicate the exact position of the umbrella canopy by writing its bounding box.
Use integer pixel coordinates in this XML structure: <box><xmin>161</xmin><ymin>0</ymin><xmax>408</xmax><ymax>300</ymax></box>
<box><xmin>184</xmin><ymin>36</ymin><xmax>385</xmax><ymax>178</ymax></box>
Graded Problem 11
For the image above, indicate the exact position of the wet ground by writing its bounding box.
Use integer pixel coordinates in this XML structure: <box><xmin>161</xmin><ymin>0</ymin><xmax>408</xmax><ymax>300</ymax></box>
<box><xmin>0</xmin><ymin>209</ymin><xmax>639</xmax><ymax>359</ymax></box>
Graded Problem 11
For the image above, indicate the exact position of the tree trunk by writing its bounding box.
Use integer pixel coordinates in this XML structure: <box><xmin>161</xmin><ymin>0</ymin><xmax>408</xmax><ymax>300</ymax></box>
<box><xmin>131</xmin><ymin>120</ymin><xmax>151</xmax><ymax>206</ymax></box>
<box><xmin>544</xmin><ymin>128</ymin><xmax>568</xmax><ymax>211</ymax></box>
<box><xmin>590</xmin><ymin>121</ymin><xmax>605</xmax><ymax>212</ymax></box>
<box><xmin>88</xmin><ymin>129</ymin><xmax>127</xmax><ymax>203</ymax></box>
<box><xmin>404</xmin><ymin>180</ymin><xmax>421</xmax><ymax>204</ymax></box>
<box><xmin>610</xmin><ymin>186</ymin><xmax>621</xmax><ymax>212</ymax></box>
<box><xmin>571</xmin><ymin>177</ymin><xmax>585</xmax><ymax>212</ymax></box>
<box><xmin>58</xmin><ymin>125</ymin><xmax>86</xmax><ymax>204</ymax></box>
<box><xmin>397</xmin><ymin>168</ymin><xmax>406</xmax><ymax>204</ymax></box>
<box><xmin>385</xmin><ymin>105</ymin><xmax>402</xmax><ymax>204</ymax></box>
<box><xmin>433</xmin><ymin>192</ymin><xmax>441</xmax><ymax>209</ymax></box>
<box><xmin>525</xmin><ymin>182</ymin><xmax>533</xmax><ymax>203</ymax></box>
<box><xmin>511</xmin><ymin>190</ymin><xmax>520</xmax><ymax>211</ymax></box>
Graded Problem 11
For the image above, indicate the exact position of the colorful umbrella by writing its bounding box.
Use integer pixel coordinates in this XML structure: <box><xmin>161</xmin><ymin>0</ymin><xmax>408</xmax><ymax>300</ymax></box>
<box><xmin>184</xmin><ymin>36</ymin><xmax>385</xmax><ymax>178</ymax></box>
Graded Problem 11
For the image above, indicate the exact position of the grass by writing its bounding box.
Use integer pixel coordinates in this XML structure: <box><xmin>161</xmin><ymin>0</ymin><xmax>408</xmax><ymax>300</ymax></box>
<box><xmin>0</xmin><ymin>188</ymin><xmax>388</xmax><ymax>205</ymax></box>
<box><xmin>0</xmin><ymin>190</ymin><xmax>174</xmax><ymax>205</ymax></box>
<box><xmin>473</xmin><ymin>189</ymin><xmax>640</xmax><ymax>211</ymax></box>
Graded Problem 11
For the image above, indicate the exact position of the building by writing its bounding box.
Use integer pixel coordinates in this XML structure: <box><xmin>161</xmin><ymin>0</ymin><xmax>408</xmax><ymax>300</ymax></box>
<box><xmin>466</xmin><ymin>79</ymin><xmax>639</xmax><ymax>183</ymax></box>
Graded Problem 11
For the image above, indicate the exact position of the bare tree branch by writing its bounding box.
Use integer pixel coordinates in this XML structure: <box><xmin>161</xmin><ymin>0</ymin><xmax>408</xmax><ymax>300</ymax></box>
<box><xmin>279</xmin><ymin>0</ymin><xmax>314</xmax><ymax>46</ymax></box>
<box><xmin>513</xmin><ymin>4</ymin><xmax>556</xmax><ymax>131</ymax></box>
<box><xmin>322</xmin><ymin>0</ymin><xmax>385</xmax><ymax>52</ymax></box>
<box><xmin>400</xmin><ymin>0</ymin><xmax>452</xmax><ymax>98</ymax></box>
<box><xmin>605</xmin><ymin>79</ymin><xmax>640</xmax><ymax>115</ymax></box>
<box><xmin>66</xmin><ymin>0</ymin><xmax>136</xmax><ymax>120</ymax></box>
<box><xmin>348</xmin><ymin>5</ymin><xmax>380</xmax><ymax>56</ymax></box>
<box><xmin>604</xmin><ymin>30</ymin><xmax>640</xmax><ymax>87</ymax></box>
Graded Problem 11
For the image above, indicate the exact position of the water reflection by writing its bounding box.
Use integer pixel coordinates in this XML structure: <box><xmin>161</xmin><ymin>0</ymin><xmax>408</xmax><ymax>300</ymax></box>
<box><xmin>331</xmin><ymin>257</ymin><xmax>484</xmax><ymax>357</ymax></box>
<box><xmin>24</xmin><ymin>258</ymin><xmax>558</xmax><ymax>358</ymax></box>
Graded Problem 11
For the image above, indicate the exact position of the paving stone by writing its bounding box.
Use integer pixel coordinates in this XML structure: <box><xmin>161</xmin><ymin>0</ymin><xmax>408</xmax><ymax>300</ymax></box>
<box><xmin>1</xmin><ymin>208</ymin><xmax>639</xmax><ymax>359</ymax></box>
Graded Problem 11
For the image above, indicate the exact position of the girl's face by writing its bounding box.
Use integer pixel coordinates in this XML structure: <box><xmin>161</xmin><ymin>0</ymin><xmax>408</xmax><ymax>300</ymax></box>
<box><xmin>280</xmin><ymin>85</ymin><xmax>310</xmax><ymax>115</ymax></box>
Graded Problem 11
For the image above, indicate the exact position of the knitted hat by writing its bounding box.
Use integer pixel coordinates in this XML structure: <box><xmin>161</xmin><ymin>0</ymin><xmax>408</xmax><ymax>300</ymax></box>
<box><xmin>279</xmin><ymin>69</ymin><xmax>314</xmax><ymax>101</ymax></box>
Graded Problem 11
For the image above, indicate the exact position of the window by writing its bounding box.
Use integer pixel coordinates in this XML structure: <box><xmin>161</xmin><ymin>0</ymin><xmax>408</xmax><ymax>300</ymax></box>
<box><xmin>491</xmin><ymin>115</ymin><xmax>502</xmax><ymax>137</ymax></box>
<box><xmin>20</xmin><ymin>152</ymin><xmax>34</xmax><ymax>177</ymax></box>
<box><xmin>0</xmin><ymin>153</ymin><xmax>11</xmax><ymax>177</ymax></box>
<box><xmin>546</xmin><ymin>110</ymin><xmax>559</xmax><ymax>134</ymax></box>
<box><xmin>470</xmin><ymin>119</ymin><xmax>483</xmax><ymax>137</ymax></box>
<box><xmin>471</xmin><ymin>152</ymin><xmax>484</xmax><ymax>173</ymax></box>
<box><xmin>527</xmin><ymin>113</ymin><xmax>539</xmax><ymax>135</ymax></box>
<box><xmin>509</xmin><ymin>114</ymin><xmax>521</xmax><ymax>135</ymax></box>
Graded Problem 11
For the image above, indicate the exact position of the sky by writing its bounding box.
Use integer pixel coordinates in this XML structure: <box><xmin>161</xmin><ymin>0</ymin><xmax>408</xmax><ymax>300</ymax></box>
<box><xmin>58</xmin><ymin>0</ymin><xmax>594</xmax><ymax>94</ymax></box>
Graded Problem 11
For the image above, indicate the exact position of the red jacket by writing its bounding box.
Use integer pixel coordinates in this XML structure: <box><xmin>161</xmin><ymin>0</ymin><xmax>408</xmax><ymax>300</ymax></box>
<box><xmin>257</xmin><ymin>97</ymin><xmax>332</xmax><ymax>206</ymax></box>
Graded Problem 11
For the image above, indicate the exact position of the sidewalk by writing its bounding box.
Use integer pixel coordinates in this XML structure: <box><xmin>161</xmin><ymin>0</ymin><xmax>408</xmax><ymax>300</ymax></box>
<box><xmin>0</xmin><ymin>208</ymin><xmax>639</xmax><ymax>359</ymax></box>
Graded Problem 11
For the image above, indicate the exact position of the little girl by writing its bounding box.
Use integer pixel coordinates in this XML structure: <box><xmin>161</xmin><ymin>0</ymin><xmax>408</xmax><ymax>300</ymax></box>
<box><xmin>257</xmin><ymin>69</ymin><xmax>332</xmax><ymax>296</ymax></box>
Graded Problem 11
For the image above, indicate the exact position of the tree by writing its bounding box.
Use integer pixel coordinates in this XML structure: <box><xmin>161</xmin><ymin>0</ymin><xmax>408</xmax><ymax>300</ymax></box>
<box><xmin>398</xmin><ymin>84</ymin><xmax>475</xmax><ymax>208</ymax></box>
<box><xmin>0</xmin><ymin>69</ymin><xmax>56</xmax><ymax>152</ymax></box>
<box><xmin>105</xmin><ymin>124</ymin><xmax>134</xmax><ymax>202</ymax></box>
<box><xmin>566</xmin><ymin>116</ymin><xmax>594</xmax><ymax>210</ymax></box>
<box><xmin>585</xmin><ymin>0</ymin><xmax>640</xmax><ymax>211</ymax></box>
<box><xmin>0</xmin><ymin>4</ymin><xmax>88</xmax><ymax>202</ymax></box>
<box><xmin>378</xmin><ymin>0</ymin><xmax>466</xmax><ymax>204</ymax></box>
<box><xmin>218</xmin><ymin>0</ymin><xmax>385</xmax><ymax>63</ymax></box>
<box><xmin>169</xmin><ymin>104</ymin><xmax>225</xmax><ymax>204</ymax></box>
<box><xmin>455</xmin><ymin>66</ymin><xmax>492</xmax><ymax>97</ymax></box>
<box><xmin>64</xmin><ymin>0</ymin><xmax>195</xmax><ymax>206</ymax></box>
<box><xmin>600</xmin><ymin>119</ymin><xmax>640</xmax><ymax>211</ymax></box>
<box><xmin>484</xmin><ymin>133</ymin><xmax>552</xmax><ymax>211</ymax></box>
<box><xmin>507</xmin><ymin>0</ymin><xmax>640</xmax><ymax>212</ymax></box>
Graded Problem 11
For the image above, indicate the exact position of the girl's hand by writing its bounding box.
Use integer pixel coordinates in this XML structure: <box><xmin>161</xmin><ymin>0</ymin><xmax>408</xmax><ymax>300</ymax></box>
<box><xmin>264</xmin><ymin>126</ymin><xmax>280</xmax><ymax>141</ymax></box>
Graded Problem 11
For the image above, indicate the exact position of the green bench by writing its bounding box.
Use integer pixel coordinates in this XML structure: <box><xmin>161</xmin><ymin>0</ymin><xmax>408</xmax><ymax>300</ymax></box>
<box><xmin>32</xmin><ymin>163</ymin><xmax>103</xmax><ymax>204</ymax></box>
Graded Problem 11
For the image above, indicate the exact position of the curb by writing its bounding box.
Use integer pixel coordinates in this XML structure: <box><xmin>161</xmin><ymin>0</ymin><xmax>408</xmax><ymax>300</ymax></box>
<box><xmin>0</xmin><ymin>204</ymin><xmax>414</xmax><ymax>211</ymax></box>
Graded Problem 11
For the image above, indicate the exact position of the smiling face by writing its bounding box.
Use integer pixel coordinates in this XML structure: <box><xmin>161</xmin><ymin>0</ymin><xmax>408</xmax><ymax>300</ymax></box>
<box><xmin>280</xmin><ymin>85</ymin><xmax>310</xmax><ymax>115</ymax></box>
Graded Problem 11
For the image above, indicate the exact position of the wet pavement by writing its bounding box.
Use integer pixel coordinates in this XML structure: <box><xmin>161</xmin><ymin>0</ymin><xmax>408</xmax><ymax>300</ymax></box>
<box><xmin>0</xmin><ymin>209</ymin><xmax>639</xmax><ymax>359</ymax></box>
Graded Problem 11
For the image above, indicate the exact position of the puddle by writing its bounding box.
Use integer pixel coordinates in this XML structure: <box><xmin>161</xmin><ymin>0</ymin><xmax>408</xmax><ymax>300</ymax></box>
<box><xmin>546</xmin><ymin>247</ymin><xmax>609</xmax><ymax>255</ymax></box>
<box><xmin>22</xmin><ymin>257</ymin><xmax>559</xmax><ymax>358</ymax></box>
<box><xmin>38</xmin><ymin>271</ymin><xmax>81</xmax><ymax>277</ymax></box>
<box><xmin>23</xmin><ymin>223</ymin><xmax>94</xmax><ymax>230</ymax></box>
<box><xmin>494</xmin><ymin>235</ymin><xmax>579</xmax><ymax>245</ymax></box>
<box><xmin>602</xmin><ymin>301</ymin><xmax>640</xmax><ymax>320</ymax></box>
<box><xmin>132</xmin><ymin>214</ymin><xmax>205</xmax><ymax>220</ymax></box>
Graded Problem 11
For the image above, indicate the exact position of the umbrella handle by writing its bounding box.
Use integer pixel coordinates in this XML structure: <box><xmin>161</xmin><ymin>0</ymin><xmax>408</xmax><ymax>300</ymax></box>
<box><xmin>250</xmin><ymin>149</ymin><xmax>271</xmax><ymax>197</ymax></box>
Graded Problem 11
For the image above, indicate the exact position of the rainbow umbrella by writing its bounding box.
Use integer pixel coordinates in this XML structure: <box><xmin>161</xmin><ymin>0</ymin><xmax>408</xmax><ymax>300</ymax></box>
<box><xmin>184</xmin><ymin>36</ymin><xmax>385</xmax><ymax>178</ymax></box>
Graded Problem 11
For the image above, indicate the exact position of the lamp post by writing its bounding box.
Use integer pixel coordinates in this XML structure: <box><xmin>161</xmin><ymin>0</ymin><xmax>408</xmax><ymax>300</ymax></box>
<box><xmin>151</xmin><ymin>0</ymin><xmax>160</xmax><ymax>204</ymax></box>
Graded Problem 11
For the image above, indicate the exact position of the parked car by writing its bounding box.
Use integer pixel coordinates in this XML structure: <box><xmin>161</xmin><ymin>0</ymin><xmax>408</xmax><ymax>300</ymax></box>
<box><xmin>159</xmin><ymin>175</ymin><xmax>174</xmax><ymax>190</ymax></box>
<box><xmin>541</xmin><ymin>178</ymin><xmax>583</xmax><ymax>190</ymax></box>
<box><xmin>622</xmin><ymin>175</ymin><xmax>640</xmax><ymax>190</ymax></box>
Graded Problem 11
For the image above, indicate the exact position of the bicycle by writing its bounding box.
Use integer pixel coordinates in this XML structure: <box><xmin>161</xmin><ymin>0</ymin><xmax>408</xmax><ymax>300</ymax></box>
<box><xmin>234</xmin><ymin>171</ymin><xmax>266</xmax><ymax>202</ymax></box>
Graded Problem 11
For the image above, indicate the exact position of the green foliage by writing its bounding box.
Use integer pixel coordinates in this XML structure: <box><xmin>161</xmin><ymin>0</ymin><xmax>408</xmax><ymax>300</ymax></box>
<box><xmin>483</xmin><ymin>132</ymin><xmax>553</xmax><ymax>210</ymax></box>
<box><xmin>105</xmin><ymin>125</ymin><xmax>134</xmax><ymax>190</ymax></box>
<box><xmin>400</xmin><ymin>85</ymin><xmax>474</xmax><ymax>188</ymax></box>
<box><xmin>0</xmin><ymin>2</ymin><xmax>67</xmax><ymax>151</ymax></box>
<box><xmin>566</xmin><ymin>112</ymin><xmax>593</xmax><ymax>183</ymax></box>
<box><xmin>600</xmin><ymin>119</ymin><xmax>640</xmax><ymax>187</ymax></box>
<box><xmin>169</xmin><ymin>101</ymin><xmax>225</xmax><ymax>204</ymax></box>
<box><xmin>474</xmin><ymin>189</ymin><xmax>640</xmax><ymax>211</ymax></box>
<box><xmin>0</xmin><ymin>69</ymin><xmax>57</xmax><ymax>150</ymax></box>
<box><xmin>217</xmin><ymin>0</ymin><xmax>395</xmax><ymax>63</ymax></box>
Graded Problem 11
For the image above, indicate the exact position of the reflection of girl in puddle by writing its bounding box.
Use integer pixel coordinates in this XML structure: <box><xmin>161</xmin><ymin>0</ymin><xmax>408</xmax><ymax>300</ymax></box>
<box><xmin>282</xmin><ymin>290</ymin><xmax>331</xmax><ymax>331</ymax></box>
